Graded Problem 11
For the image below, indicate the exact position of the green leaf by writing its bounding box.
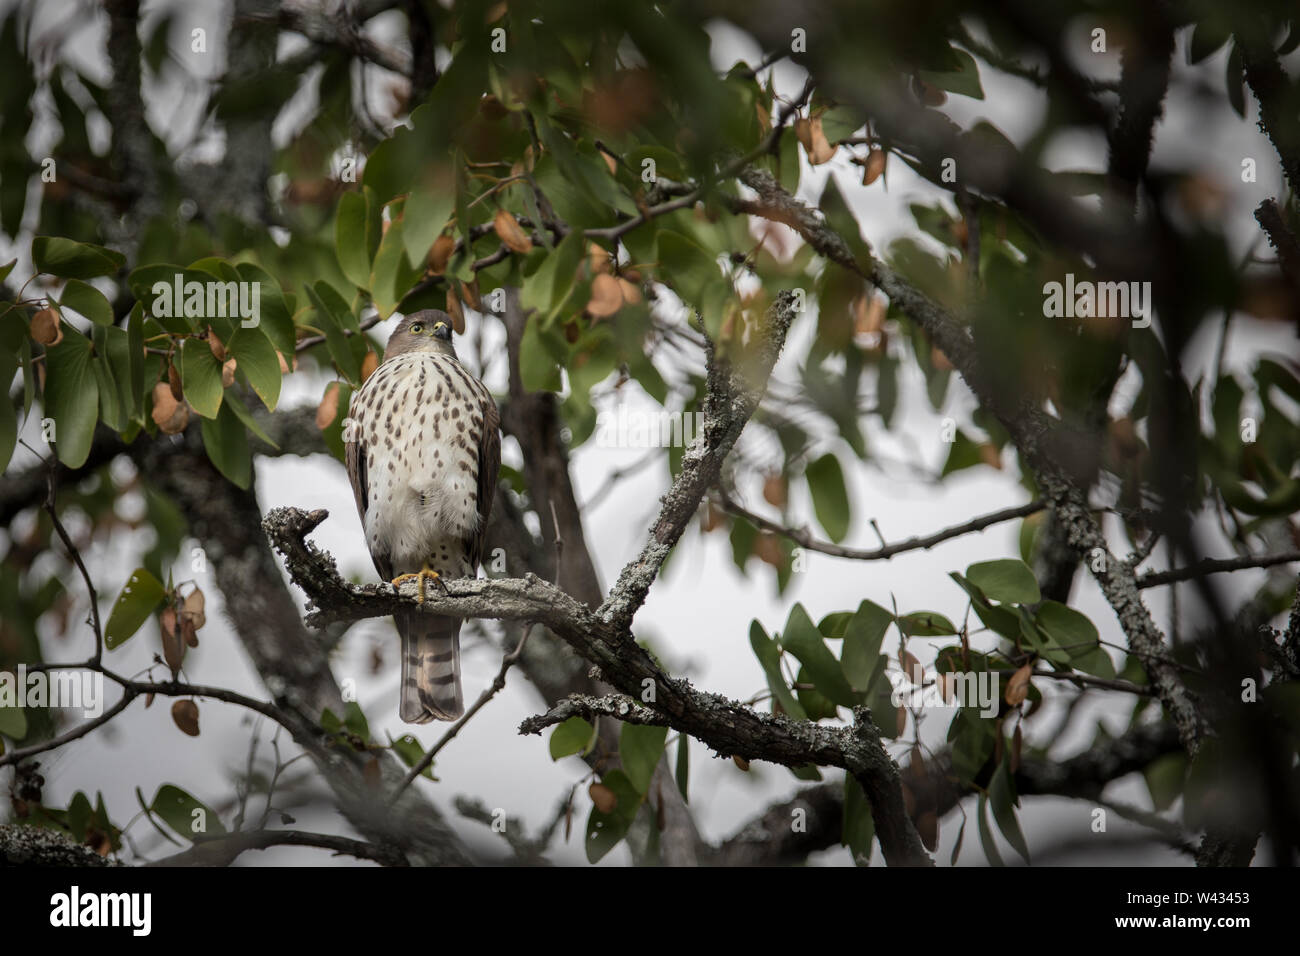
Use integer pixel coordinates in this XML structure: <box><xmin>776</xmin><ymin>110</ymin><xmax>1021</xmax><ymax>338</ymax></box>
<box><xmin>304</xmin><ymin>281</ymin><xmax>362</xmax><ymax>383</ymax></box>
<box><xmin>841</xmin><ymin>773</ymin><xmax>875</xmax><ymax>866</ymax></box>
<box><xmin>989</xmin><ymin>756</ymin><xmax>1030</xmax><ymax>863</ymax></box>
<box><xmin>200</xmin><ymin>400</ymin><xmax>252</xmax><ymax>488</ymax></box>
<box><xmin>919</xmin><ymin>46</ymin><xmax>985</xmax><ymax>99</ymax></box>
<box><xmin>0</xmin><ymin>700</ymin><xmax>27</xmax><ymax>740</ymax></box>
<box><xmin>897</xmin><ymin>610</ymin><xmax>957</xmax><ymax>636</ymax></box>
<box><xmin>521</xmin><ymin>230</ymin><xmax>583</xmax><ymax>319</ymax></box>
<box><xmin>226</xmin><ymin>327</ymin><xmax>281</xmax><ymax>411</ymax></box>
<box><xmin>0</xmin><ymin>347</ymin><xmax>16</xmax><ymax>473</ymax></box>
<box><xmin>370</xmin><ymin>217</ymin><xmax>421</xmax><ymax>318</ymax></box>
<box><xmin>59</xmin><ymin>279</ymin><xmax>114</xmax><ymax>325</ymax></box>
<box><xmin>585</xmin><ymin>769</ymin><xmax>640</xmax><ymax>863</ymax></box>
<box><xmin>1225</xmin><ymin>42</ymin><xmax>1246</xmax><ymax>118</ymax></box>
<box><xmin>976</xmin><ymin>792</ymin><xmax>1005</xmax><ymax>866</ymax></box>
<box><xmin>32</xmin><ymin>236</ymin><xmax>125</xmax><ymax>279</ymax></box>
<box><xmin>781</xmin><ymin>603</ymin><xmax>857</xmax><ymax>707</ymax></box>
<box><xmin>805</xmin><ymin>453</ymin><xmax>851</xmax><ymax>543</ymax></box>
<box><xmin>402</xmin><ymin>177</ymin><xmax>456</xmax><ymax>269</ymax></box>
<box><xmin>675</xmin><ymin>733</ymin><xmax>690</xmax><ymax>803</ymax></box>
<box><xmin>319</xmin><ymin>382</ymin><xmax>353</xmax><ymax>462</ymax></box>
<box><xmin>1035</xmin><ymin>601</ymin><xmax>1114</xmax><ymax>678</ymax></box>
<box><xmin>1189</xmin><ymin>18</ymin><xmax>1231</xmax><ymax>63</ymax></box>
<box><xmin>43</xmin><ymin>330</ymin><xmax>99</xmax><ymax>468</ymax></box>
<box><xmin>947</xmin><ymin>706</ymin><xmax>996</xmax><ymax>783</ymax></box>
<box><xmin>388</xmin><ymin>733</ymin><xmax>435</xmax><ymax>779</ymax></box>
<box><xmin>150</xmin><ymin>784</ymin><xmax>227</xmax><ymax>841</ymax></box>
<box><xmin>223</xmin><ymin>389</ymin><xmax>279</xmax><ymax>449</ymax></box>
<box><xmin>620</xmin><ymin>722</ymin><xmax>668</xmax><ymax>794</ymax></box>
<box><xmin>1143</xmin><ymin>753</ymin><xmax>1186</xmax><ymax>812</ymax></box>
<box><xmin>940</xmin><ymin>429</ymin><xmax>984</xmax><ymax>476</ymax></box>
<box><xmin>180</xmin><ymin>337</ymin><xmax>225</xmax><ymax>419</ymax></box>
<box><xmin>335</xmin><ymin>191</ymin><xmax>373</xmax><ymax>289</ymax></box>
<box><xmin>104</xmin><ymin>568</ymin><xmax>166</xmax><ymax>649</ymax></box>
<box><xmin>519</xmin><ymin>313</ymin><xmax>561</xmax><ymax>392</ymax></box>
<box><xmin>965</xmin><ymin>558</ymin><xmax>1041</xmax><ymax>605</ymax></box>
<box><xmin>549</xmin><ymin>716</ymin><xmax>596</xmax><ymax>759</ymax></box>
<box><xmin>818</xmin><ymin>176</ymin><xmax>872</xmax><ymax>272</ymax></box>
<box><xmin>234</xmin><ymin>263</ymin><xmax>296</xmax><ymax>357</ymax></box>
<box><xmin>841</xmin><ymin>600</ymin><xmax>893</xmax><ymax>691</ymax></box>
<box><xmin>749</xmin><ymin>620</ymin><xmax>806</xmax><ymax>719</ymax></box>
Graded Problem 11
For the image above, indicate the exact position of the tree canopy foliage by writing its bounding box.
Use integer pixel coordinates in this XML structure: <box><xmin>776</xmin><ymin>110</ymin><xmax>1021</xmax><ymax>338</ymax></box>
<box><xmin>1</xmin><ymin>0</ymin><xmax>1299</xmax><ymax>867</ymax></box>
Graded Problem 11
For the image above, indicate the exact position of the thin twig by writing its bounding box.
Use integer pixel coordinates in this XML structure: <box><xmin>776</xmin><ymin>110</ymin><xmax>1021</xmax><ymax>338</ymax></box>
<box><xmin>720</xmin><ymin>490</ymin><xmax>1043</xmax><ymax>562</ymax></box>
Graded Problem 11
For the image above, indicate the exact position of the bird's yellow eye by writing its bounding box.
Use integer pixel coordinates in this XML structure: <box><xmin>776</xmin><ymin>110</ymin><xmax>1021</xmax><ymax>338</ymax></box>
<box><xmin>410</xmin><ymin>323</ymin><xmax>424</xmax><ymax>333</ymax></box>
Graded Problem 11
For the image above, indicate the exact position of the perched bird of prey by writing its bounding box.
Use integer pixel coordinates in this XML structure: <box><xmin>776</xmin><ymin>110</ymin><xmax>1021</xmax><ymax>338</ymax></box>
<box><xmin>344</xmin><ymin>310</ymin><xmax>500</xmax><ymax>722</ymax></box>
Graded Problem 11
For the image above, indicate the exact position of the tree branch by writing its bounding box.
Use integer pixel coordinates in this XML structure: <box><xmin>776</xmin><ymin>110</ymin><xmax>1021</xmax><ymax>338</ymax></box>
<box><xmin>265</xmin><ymin>505</ymin><xmax>932</xmax><ymax>865</ymax></box>
<box><xmin>148</xmin><ymin>828</ymin><xmax>407</xmax><ymax>867</ymax></box>
<box><xmin>720</xmin><ymin>491</ymin><xmax>1043</xmax><ymax>562</ymax></box>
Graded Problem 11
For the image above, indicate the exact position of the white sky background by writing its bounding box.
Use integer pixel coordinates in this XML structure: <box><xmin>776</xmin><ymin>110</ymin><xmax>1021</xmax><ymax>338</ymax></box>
<box><xmin>2</xmin><ymin>1</ymin><xmax>1297</xmax><ymax>866</ymax></box>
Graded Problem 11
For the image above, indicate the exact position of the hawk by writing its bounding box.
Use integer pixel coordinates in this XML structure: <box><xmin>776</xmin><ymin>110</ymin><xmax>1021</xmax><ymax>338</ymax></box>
<box><xmin>344</xmin><ymin>310</ymin><xmax>501</xmax><ymax>723</ymax></box>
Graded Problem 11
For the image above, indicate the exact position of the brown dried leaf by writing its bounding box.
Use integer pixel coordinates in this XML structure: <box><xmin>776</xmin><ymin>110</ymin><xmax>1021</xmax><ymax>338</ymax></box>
<box><xmin>617</xmin><ymin>277</ymin><xmax>642</xmax><ymax>305</ymax></box>
<box><xmin>1109</xmin><ymin>417</ymin><xmax>1141</xmax><ymax>459</ymax></box>
<box><xmin>588</xmin><ymin>242</ymin><xmax>612</xmax><ymax>275</ymax></box>
<box><xmin>1005</xmin><ymin>662</ymin><xmax>1033</xmax><ymax>707</ymax></box>
<box><xmin>700</xmin><ymin>499</ymin><xmax>723</xmax><ymax>532</ymax></box>
<box><xmin>150</xmin><ymin>383</ymin><xmax>179</xmax><ymax>428</ymax></box>
<box><xmin>732</xmin><ymin>755</ymin><xmax>750</xmax><ymax>772</ymax></box>
<box><xmin>221</xmin><ymin>357</ymin><xmax>237</xmax><ymax>388</ymax></box>
<box><xmin>316</xmin><ymin>381</ymin><xmax>340</xmax><ymax>430</ymax></box>
<box><xmin>30</xmin><ymin>308</ymin><xmax>62</xmax><ymax>346</ymax></box>
<box><xmin>446</xmin><ymin>288</ymin><xmax>466</xmax><ymax>334</ymax></box>
<box><xmin>762</xmin><ymin>473</ymin><xmax>788</xmax><ymax>508</ymax></box>
<box><xmin>586</xmin><ymin>273</ymin><xmax>624</xmax><ymax>319</ymax></box>
<box><xmin>589</xmin><ymin>781</ymin><xmax>617</xmax><ymax>814</ymax></box>
<box><xmin>144</xmin><ymin>692</ymin><xmax>155</xmax><ymax>709</ymax></box>
<box><xmin>461</xmin><ymin>279</ymin><xmax>482</xmax><ymax>312</ymax></box>
<box><xmin>167</xmin><ymin>363</ymin><xmax>183</xmax><ymax>401</ymax></box>
<box><xmin>795</xmin><ymin>115</ymin><xmax>837</xmax><ymax>165</ymax></box>
<box><xmin>207</xmin><ymin>327</ymin><xmax>226</xmax><ymax>362</ymax></box>
<box><xmin>909</xmin><ymin>743</ymin><xmax>927</xmax><ymax>782</ymax></box>
<box><xmin>160</xmin><ymin>605</ymin><xmax>184</xmax><ymax>673</ymax></box>
<box><xmin>753</xmin><ymin>531</ymin><xmax>783</xmax><ymax>567</ymax></box>
<box><xmin>428</xmin><ymin>234</ymin><xmax>456</xmax><ymax>275</ymax></box>
<box><xmin>85</xmin><ymin>827</ymin><xmax>111</xmax><ymax>857</ymax></box>
<box><xmin>978</xmin><ymin>443</ymin><xmax>1003</xmax><ymax>470</ymax></box>
<box><xmin>862</xmin><ymin>148</ymin><xmax>887</xmax><ymax>186</ymax></box>
<box><xmin>854</xmin><ymin>292</ymin><xmax>887</xmax><ymax>335</ymax></box>
<box><xmin>171</xmin><ymin>699</ymin><xmax>200</xmax><ymax>737</ymax></box>
<box><xmin>938</xmin><ymin>671</ymin><xmax>955</xmax><ymax>703</ymax></box>
<box><xmin>493</xmin><ymin>210</ymin><xmax>533</xmax><ymax>254</ymax></box>
<box><xmin>182</xmin><ymin>587</ymin><xmax>206</xmax><ymax>631</ymax></box>
<box><xmin>360</xmin><ymin>349</ymin><xmax>379</xmax><ymax>383</ymax></box>
<box><xmin>900</xmin><ymin>648</ymin><xmax>924</xmax><ymax>685</ymax></box>
<box><xmin>916</xmin><ymin>810</ymin><xmax>939</xmax><ymax>851</ymax></box>
<box><xmin>277</xmin><ymin>351</ymin><xmax>292</xmax><ymax>374</ymax></box>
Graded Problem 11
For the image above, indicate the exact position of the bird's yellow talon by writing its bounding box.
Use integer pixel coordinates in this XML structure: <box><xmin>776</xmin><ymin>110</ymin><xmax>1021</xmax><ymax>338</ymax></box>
<box><xmin>391</xmin><ymin>566</ymin><xmax>441</xmax><ymax>603</ymax></box>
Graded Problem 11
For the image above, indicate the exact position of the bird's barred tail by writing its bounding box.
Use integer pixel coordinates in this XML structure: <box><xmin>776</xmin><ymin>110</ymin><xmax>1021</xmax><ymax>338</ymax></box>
<box><xmin>397</xmin><ymin>611</ymin><xmax>463</xmax><ymax>723</ymax></box>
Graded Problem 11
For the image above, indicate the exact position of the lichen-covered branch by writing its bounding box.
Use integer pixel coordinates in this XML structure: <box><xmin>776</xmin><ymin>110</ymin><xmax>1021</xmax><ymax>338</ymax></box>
<box><xmin>264</xmin><ymin>505</ymin><xmax>932</xmax><ymax>865</ymax></box>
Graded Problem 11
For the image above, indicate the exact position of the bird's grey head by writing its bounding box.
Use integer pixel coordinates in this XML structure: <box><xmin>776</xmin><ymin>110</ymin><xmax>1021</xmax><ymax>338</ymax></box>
<box><xmin>384</xmin><ymin>310</ymin><xmax>457</xmax><ymax>361</ymax></box>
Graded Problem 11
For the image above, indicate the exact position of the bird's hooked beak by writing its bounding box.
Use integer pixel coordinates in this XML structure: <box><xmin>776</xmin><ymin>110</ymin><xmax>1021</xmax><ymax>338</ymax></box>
<box><xmin>432</xmin><ymin>321</ymin><xmax>451</xmax><ymax>341</ymax></box>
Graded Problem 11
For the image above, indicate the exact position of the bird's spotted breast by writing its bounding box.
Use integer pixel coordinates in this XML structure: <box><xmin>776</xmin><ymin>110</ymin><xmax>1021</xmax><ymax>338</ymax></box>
<box><xmin>348</xmin><ymin>352</ymin><xmax>493</xmax><ymax>575</ymax></box>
